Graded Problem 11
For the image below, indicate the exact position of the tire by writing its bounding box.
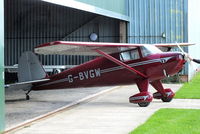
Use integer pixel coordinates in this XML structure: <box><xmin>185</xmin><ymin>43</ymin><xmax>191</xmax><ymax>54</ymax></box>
<box><xmin>161</xmin><ymin>97</ymin><xmax>173</xmax><ymax>102</ymax></box>
<box><xmin>138</xmin><ymin>102</ymin><xmax>150</xmax><ymax>107</ymax></box>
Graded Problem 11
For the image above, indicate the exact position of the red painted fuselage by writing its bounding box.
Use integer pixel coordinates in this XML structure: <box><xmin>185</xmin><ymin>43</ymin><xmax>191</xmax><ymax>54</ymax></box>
<box><xmin>32</xmin><ymin>50</ymin><xmax>185</xmax><ymax>91</ymax></box>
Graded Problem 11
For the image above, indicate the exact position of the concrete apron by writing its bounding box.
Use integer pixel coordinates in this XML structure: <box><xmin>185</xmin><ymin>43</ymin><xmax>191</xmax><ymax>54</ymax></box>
<box><xmin>5</xmin><ymin>84</ymin><xmax>200</xmax><ymax>134</ymax></box>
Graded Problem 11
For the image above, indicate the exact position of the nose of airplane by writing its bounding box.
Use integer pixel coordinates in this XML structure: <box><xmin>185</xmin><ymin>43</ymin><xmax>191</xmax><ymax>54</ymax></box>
<box><xmin>175</xmin><ymin>53</ymin><xmax>186</xmax><ymax>69</ymax></box>
<box><xmin>180</xmin><ymin>53</ymin><xmax>191</xmax><ymax>64</ymax></box>
<box><xmin>175</xmin><ymin>52</ymin><xmax>185</xmax><ymax>62</ymax></box>
<box><xmin>178</xmin><ymin>53</ymin><xmax>185</xmax><ymax>60</ymax></box>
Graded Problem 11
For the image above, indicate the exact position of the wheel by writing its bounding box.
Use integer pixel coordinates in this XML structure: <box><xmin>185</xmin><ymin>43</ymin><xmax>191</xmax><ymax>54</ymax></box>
<box><xmin>138</xmin><ymin>102</ymin><xmax>150</xmax><ymax>107</ymax></box>
<box><xmin>26</xmin><ymin>95</ymin><xmax>30</xmax><ymax>100</ymax></box>
<box><xmin>161</xmin><ymin>96</ymin><xmax>172</xmax><ymax>102</ymax></box>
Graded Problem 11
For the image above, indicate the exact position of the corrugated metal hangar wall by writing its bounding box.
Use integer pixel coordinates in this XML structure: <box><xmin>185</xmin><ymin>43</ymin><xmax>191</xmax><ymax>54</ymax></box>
<box><xmin>128</xmin><ymin>0</ymin><xmax>187</xmax><ymax>44</ymax></box>
<box><xmin>128</xmin><ymin>0</ymin><xmax>188</xmax><ymax>75</ymax></box>
<box><xmin>5</xmin><ymin>0</ymin><xmax>120</xmax><ymax>66</ymax></box>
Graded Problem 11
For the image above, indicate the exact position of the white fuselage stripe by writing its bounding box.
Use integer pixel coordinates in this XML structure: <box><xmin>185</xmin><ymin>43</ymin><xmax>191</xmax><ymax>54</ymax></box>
<box><xmin>100</xmin><ymin>58</ymin><xmax>161</xmax><ymax>74</ymax></box>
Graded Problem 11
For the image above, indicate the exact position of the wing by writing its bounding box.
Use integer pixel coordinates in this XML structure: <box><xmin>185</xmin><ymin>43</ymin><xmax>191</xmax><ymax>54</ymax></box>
<box><xmin>34</xmin><ymin>41</ymin><xmax>194</xmax><ymax>79</ymax></box>
<box><xmin>34</xmin><ymin>41</ymin><xmax>194</xmax><ymax>55</ymax></box>
<box><xmin>34</xmin><ymin>41</ymin><xmax>148</xmax><ymax>78</ymax></box>
<box><xmin>155</xmin><ymin>43</ymin><xmax>195</xmax><ymax>52</ymax></box>
<box><xmin>34</xmin><ymin>41</ymin><xmax>143</xmax><ymax>56</ymax></box>
<box><xmin>155</xmin><ymin>43</ymin><xmax>194</xmax><ymax>47</ymax></box>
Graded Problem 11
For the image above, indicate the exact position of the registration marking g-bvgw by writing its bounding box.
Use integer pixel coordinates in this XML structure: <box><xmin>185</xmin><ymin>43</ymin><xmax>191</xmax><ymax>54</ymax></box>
<box><xmin>67</xmin><ymin>68</ymin><xmax>101</xmax><ymax>83</ymax></box>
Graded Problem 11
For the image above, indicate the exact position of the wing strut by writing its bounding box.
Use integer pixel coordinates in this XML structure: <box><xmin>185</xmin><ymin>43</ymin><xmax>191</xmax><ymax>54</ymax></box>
<box><xmin>95</xmin><ymin>49</ymin><xmax>147</xmax><ymax>78</ymax></box>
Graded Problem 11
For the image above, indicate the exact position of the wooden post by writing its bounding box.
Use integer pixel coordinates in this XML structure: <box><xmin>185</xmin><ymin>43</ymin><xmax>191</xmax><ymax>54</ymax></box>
<box><xmin>119</xmin><ymin>21</ymin><xmax>127</xmax><ymax>43</ymax></box>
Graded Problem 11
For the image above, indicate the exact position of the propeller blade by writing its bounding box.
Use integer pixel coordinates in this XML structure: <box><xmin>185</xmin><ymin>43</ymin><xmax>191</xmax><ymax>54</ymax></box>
<box><xmin>176</xmin><ymin>43</ymin><xmax>198</xmax><ymax>74</ymax></box>
<box><xmin>177</xmin><ymin>43</ymin><xmax>185</xmax><ymax>54</ymax></box>
<box><xmin>176</xmin><ymin>43</ymin><xmax>192</xmax><ymax>62</ymax></box>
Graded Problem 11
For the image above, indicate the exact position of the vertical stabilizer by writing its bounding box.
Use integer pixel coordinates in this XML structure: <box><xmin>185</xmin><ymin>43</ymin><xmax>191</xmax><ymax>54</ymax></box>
<box><xmin>18</xmin><ymin>51</ymin><xmax>46</xmax><ymax>82</ymax></box>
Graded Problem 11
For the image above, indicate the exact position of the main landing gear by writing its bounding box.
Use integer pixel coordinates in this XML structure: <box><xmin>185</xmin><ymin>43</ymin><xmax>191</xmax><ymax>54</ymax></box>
<box><xmin>151</xmin><ymin>80</ymin><xmax>175</xmax><ymax>102</ymax></box>
<box><xmin>129</xmin><ymin>79</ymin><xmax>153</xmax><ymax>107</ymax></box>
<box><xmin>129</xmin><ymin>91</ymin><xmax>152</xmax><ymax>107</ymax></box>
<box><xmin>129</xmin><ymin>79</ymin><xmax>175</xmax><ymax>107</ymax></box>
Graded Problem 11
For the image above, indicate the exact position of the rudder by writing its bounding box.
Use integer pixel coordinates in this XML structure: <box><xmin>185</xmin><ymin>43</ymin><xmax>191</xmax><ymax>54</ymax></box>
<box><xmin>18</xmin><ymin>51</ymin><xmax>47</xmax><ymax>82</ymax></box>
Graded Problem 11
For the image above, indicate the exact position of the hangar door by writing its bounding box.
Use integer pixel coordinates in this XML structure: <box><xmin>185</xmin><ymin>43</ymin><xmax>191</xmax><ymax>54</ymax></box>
<box><xmin>4</xmin><ymin>0</ymin><xmax>121</xmax><ymax>82</ymax></box>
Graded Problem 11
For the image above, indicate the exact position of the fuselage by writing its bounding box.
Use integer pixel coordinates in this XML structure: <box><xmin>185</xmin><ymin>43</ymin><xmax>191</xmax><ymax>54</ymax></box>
<box><xmin>32</xmin><ymin>46</ymin><xmax>185</xmax><ymax>90</ymax></box>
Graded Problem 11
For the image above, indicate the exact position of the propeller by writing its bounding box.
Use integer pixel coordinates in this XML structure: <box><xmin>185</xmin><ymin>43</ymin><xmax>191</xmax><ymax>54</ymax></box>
<box><xmin>176</xmin><ymin>43</ymin><xmax>195</xmax><ymax>71</ymax></box>
<box><xmin>176</xmin><ymin>43</ymin><xmax>192</xmax><ymax>63</ymax></box>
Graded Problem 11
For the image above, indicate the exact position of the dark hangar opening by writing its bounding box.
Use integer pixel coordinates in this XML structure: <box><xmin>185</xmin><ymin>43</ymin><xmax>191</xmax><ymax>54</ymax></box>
<box><xmin>5</xmin><ymin>0</ymin><xmax>122</xmax><ymax>83</ymax></box>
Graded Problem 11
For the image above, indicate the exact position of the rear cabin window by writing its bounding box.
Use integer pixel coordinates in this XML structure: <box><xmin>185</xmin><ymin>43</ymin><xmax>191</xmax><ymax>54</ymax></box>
<box><xmin>120</xmin><ymin>49</ymin><xmax>140</xmax><ymax>61</ymax></box>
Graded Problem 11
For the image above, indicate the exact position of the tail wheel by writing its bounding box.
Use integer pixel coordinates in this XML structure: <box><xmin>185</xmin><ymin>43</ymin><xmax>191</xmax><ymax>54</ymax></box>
<box><xmin>138</xmin><ymin>102</ymin><xmax>150</xmax><ymax>107</ymax></box>
<box><xmin>26</xmin><ymin>95</ymin><xmax>30</xmax><ymax>100</ymax></box>
<box><xmin>161</xmin><ymin>96</ymin><xmax>173</xmax><ymax>102</ymax></box>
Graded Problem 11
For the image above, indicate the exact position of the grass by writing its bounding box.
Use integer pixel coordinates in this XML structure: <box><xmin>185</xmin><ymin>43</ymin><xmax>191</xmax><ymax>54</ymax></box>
<box><xmin>130</xmin><ymin>108</ymin><xmax>200</xmax><ymax>134</ymax></box>
<box><xmin>175</xmin><ymin>72</ymin><xmax>200</xmax><ymax>99</ymax></box>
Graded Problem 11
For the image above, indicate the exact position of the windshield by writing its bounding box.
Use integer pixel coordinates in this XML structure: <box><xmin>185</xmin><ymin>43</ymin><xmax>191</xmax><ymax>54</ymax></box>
<box><xmin>141</xmin><ymin>45</ymin><xmax>162</xmax><ymax>57</ymax></box>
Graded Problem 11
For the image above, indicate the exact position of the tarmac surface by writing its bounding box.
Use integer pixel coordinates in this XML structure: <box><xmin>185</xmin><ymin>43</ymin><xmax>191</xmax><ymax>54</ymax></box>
<box><xmin>5</xmin><ymin>84</ymin><xmax>200</xmax><ymax>134</ymax></box>
<box><xmin>5</xmin><ymin>86</ymin><xmax>112</xmax><ymax>129</ymax></box>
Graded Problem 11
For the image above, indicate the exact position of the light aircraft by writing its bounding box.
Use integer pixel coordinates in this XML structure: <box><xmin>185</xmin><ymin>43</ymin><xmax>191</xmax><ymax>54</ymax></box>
<box><xmin>5</xmin><ymin>41</ymin><xmax>194</xmax><ymax>107</ymax></box>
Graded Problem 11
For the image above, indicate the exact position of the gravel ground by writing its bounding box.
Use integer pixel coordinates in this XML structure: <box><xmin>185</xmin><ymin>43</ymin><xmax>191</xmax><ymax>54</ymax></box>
<box><xmin>5</xmin><ymin>86</ymin><xmax>113</xmax><ymax>128</ymax></box>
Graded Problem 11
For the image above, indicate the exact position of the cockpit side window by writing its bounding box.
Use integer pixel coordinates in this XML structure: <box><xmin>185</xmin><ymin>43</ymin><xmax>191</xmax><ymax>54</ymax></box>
<box><xmin>120</xmin><ymin>48</ymin><xmax>140</xmax><ymax>61</ymax></box>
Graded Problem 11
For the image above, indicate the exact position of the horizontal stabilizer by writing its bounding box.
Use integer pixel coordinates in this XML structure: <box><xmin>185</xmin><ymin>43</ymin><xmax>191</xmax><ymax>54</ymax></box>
<box><xmin>5</xmin><ymin>79</ymin><xmax>50</xmax><ymax>91</ymax></box>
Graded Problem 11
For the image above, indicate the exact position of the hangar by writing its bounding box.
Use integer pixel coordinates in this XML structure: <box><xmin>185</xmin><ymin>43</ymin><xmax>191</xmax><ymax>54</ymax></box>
<box><xmin>1</xmin><ymin>0</ymin><xmax>200</xmax><ymax>132</ymax></box>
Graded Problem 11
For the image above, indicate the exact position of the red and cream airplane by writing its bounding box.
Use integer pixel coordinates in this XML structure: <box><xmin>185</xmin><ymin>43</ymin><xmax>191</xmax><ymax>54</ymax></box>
<box><xmin>6</xmin><ymin>41</ymin><xmax>194</xmax><ymax>107</ymax></box>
